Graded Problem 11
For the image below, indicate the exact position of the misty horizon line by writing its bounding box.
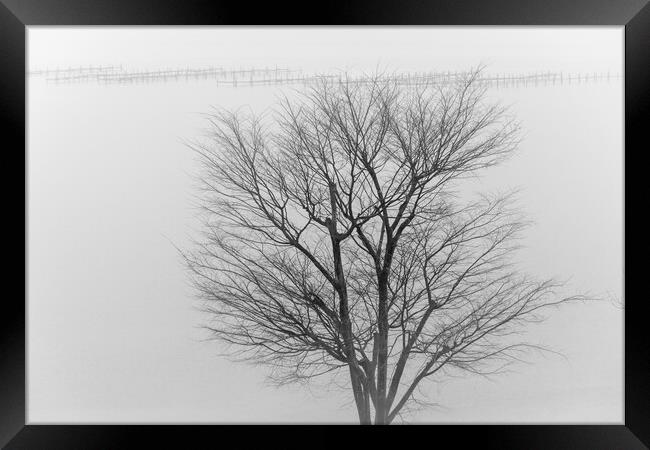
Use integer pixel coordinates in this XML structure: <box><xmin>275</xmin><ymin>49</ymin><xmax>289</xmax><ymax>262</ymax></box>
<box><xmin>27</xmin><ymin>65</ymin><xmax>622</xmax><ymax>88</ymax></box>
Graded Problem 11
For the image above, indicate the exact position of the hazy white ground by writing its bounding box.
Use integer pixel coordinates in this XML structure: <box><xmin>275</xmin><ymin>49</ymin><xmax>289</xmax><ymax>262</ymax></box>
<box><xmin>27</xmin><ymin>27</ymin><xmax>623</xmax><ymax>423</ymax></box>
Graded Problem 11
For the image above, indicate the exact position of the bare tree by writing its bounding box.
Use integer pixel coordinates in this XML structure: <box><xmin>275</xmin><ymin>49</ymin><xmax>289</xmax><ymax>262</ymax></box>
<box><xmin>184</xmin><ymin>71</ymin><xmax>583</xmax><ymax>424</ymax></box>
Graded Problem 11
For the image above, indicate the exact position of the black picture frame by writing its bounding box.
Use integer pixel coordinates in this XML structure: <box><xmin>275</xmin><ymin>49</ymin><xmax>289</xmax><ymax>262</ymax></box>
<box><xmin>1</xmin><ymin>1</ymin><xmax>647</xmax><ymax>448</ymax></box>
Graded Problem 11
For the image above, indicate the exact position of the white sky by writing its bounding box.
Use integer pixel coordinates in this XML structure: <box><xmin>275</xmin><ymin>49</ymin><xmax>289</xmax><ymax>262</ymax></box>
<box><xmin>27</xmin><ymin>27</ymin><xmax>623</xmax><ymax>424</ymax></box>
<box><xmin>28</xmin><ymin>26</ymin><xmax>622</xmax><ymax>74</ymax></box>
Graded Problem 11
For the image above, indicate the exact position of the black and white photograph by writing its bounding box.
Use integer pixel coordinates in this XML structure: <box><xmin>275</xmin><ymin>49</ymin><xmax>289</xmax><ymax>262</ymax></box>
<box><xmin>24</xmin><ymin>26</ymin><xmax>624</xmax><ymax>426</ymax></box>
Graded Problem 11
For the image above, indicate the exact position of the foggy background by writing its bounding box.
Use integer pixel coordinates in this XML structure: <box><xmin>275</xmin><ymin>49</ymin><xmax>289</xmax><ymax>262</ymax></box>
<box><xmin>27</xmin><ymin>27</ymin><xmax>623</xmax><ymax>423</ymax></box>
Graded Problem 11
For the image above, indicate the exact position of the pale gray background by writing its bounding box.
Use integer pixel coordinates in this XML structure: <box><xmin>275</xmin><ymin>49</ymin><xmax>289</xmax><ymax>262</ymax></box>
<box><xmin>27</xmin><ymin>27</ymin><xmax>623</xmax><ymax>423</ymax></box>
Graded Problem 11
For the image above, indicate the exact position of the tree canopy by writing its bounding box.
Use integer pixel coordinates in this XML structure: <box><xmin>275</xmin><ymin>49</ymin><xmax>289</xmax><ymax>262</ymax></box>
<box><xmin>185</xmin><ymin>71</ymin><xmax>583</xmax><ymax>424</ymax></box>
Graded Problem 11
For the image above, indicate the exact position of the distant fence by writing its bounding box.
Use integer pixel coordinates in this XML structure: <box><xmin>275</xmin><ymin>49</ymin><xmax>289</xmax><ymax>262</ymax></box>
<box><xmin>29</xmin><ymin>66</ymin><xmax>301</xmax><ymax>85</ymax></box>
<box><xmin>28</xmin><ymin>66</ymin><xmax>621</xmax><ymax>89</ymax></box>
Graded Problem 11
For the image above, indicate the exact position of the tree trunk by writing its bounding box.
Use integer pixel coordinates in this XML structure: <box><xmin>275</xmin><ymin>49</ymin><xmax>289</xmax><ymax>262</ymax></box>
<box><xmin>327</xmin><ymin>181</ymin><xmax>372</xmax><ymax>425</ymax></box>
<box><xmin>374</xmin><ymin>272</ymin><xmax>390</xmax><ymax>424</ymax></box>
<box><xmin>349</xmin><ymin>368</ymin><xmax>371</xmax><ymax>424</ymax></box>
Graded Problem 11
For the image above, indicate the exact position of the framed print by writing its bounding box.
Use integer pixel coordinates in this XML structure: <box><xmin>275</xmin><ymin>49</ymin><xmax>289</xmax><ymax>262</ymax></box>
<box><xmin>1</xmin><ymin>0</ymin><xmax>647</xmax><ymax>448</ymax></box>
